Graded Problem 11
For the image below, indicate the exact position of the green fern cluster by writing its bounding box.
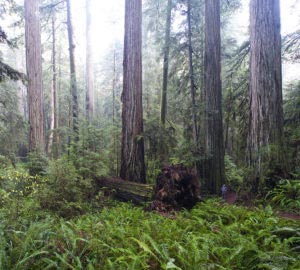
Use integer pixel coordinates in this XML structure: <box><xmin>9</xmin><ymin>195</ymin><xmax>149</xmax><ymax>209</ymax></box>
<box><xmin>224</xmin><ymin>154</ymin><xmax>244</xmax><ymax>192</ymax></box>
<box><xmin>0</xmin><ymin>200</ymin><xmax>299</xmax><ymax>269</ymax></box>
<box><xmin>266</xmin><ymin>180</ymin><xmax>300</xmax><ymax>213</ymax></box>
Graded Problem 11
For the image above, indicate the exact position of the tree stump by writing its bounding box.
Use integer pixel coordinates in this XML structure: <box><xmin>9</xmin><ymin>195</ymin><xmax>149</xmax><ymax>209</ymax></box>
<box><xmin>149</xmin><ymin>164</ymin><xmax>201</xmax><ymax>211</ymax></box>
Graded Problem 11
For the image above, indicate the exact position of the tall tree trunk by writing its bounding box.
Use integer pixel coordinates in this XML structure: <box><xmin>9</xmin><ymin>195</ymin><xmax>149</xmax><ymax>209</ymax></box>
<box><xmin>48</xmin><ymin>12</ymin><xmax>58</xmax><ymax>157</ymax></box>
<box><xmin>120</xmin><ymin>0</ymin><xmax>146</xmax><ymax>183</ymax></box>
<box><xmin>160</xmin><ymin>0</ymin><xmax>172</xmax><ymax>126</ymax></box>
<box><xmin>24</xmin><ymin>0</ymin><xmax>45</xmax><ymax>153</ymax></box>
<box><xmin>66</xmin><ymin>0</ymin><xmax>79</xmax><ymax>142</ymax></box>
<box><xmin>187</xmin><ymin>0</ymin><xmax>198</xmax><ymax>144</ymax></box>
<box><xmin>204</xmin><ymin>0</ymin><xmax>225</xmax><ymax>194</ymax></box>
<box><xmin>85</xmin><ymin>0</ymin><xmax>94</xmax><ymax>122</ymax></box>
<box><xmin>248</xmin><ymin>0</ymin><xmax>287</xmax><ymax>185</ymax></box>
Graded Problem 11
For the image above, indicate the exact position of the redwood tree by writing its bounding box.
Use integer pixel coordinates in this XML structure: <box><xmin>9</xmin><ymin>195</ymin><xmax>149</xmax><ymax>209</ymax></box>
<box><xmin>248</xmin><ymin>0</ymin><xmax>286</xmax><ymax>183</ymax></box>
<box><xmin>204</xmin><ymin>0</ymin><xmax>225</xmax><ymax>193</ymax></box>
<box><xmin>160</xmin><ymin>0</ymin><xmax>172</xmax><ymax>126</ymax></box>
<box><xmin>120</xmin><ymin>0</ymin><xmax>146</xmax><ymax>183</ymax></box>
<box><xmin>25</xmin><ymin>0</ymin><xmax>45</xmax><ymax>153</ymax></box>
<box><xmin>66</xmin><ymin>0</ymin><xmax>79</xmax><ymax>141</ymax></box>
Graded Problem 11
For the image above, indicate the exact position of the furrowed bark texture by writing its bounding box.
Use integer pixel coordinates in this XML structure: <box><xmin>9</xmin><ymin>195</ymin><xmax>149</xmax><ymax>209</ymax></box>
<box><xmin>120</xmin><ymin>0</ymin><xmax>146</xmax><ymax>183</ymax></box>
<box><xmin>204</xmin><ymin>0</ymin><xmax>225</xmax><ymax>194</ymax></box>
<box><xmin>248</xmin><ymin>0</ymin><xmax>286</xmax><ymax>178</ymax></box>
<box><xmin>160</xmin><ymin>0</ymin><xmax>172</xmax><ymax>126</ymax></box>
<box><xmin>25</xmin><ymin>0</ymin><xmax>45</xmax><ymax>153</ymax></box>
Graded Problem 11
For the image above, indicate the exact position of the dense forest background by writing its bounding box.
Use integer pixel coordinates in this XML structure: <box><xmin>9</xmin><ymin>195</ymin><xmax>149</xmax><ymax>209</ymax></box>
<box><xmin>1</xmin><ymin>0</ymin><xmax>300</xmax><ymax>191</ymax></box>
<box><xmin>0</xmin><ymin>0</ymin><xmax>300</xmax><ymax>268</ymax></box>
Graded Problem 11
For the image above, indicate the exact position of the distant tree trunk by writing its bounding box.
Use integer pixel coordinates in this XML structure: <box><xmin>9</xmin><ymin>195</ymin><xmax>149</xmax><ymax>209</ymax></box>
<box><xmin>160</xmin><ymin>0</ymin><xmax>172</xmax><ymax>126</ymax></box>
<box><xmin>248</xmin><ymin>0</ymin><xmax>287</xmax><ymax>184</ymax></box>
<box><xmin>204</xmin><ymin>0</ymin><xmax>225</xmax><ymax>194</ymax></box>
<box><xmin>112</xmin><ymin>48</ymin><xmax>119</xmax><ymax>175</ymax></box>
<box><xmin>120</xmin><ymin>0</ymin><xmax>146</xmax><ymax>183</ymax></box>
<box><xmin>24</xmin><ymin>0</ymin><xmax>45</xmax><ymax>153</ymax></box>
<box><xmin>48</xmin><ymin>12</ymin><xmax>58</xmax><ymax>157</ymax></box>
<box><xmin>15</xmin><ymin>49</ymin><xmax>27</xmax><ymax>119</ymax></box>
<box><xmin>187</xmin><ymin>0</ymin><xmax>198</xmax><ymax>144</ymax></box>
<box><xmin>225</xmin><ymin>81</ymin><xmax>234</xmax><ymax>156</ymax></box>
<box><xmin>112</xmin><ymin>50</ymin><xmax>116</xmax><ymax>125</ymax></box>
<box><xmin>57</xmin><ymin>48</ymin><xmax>62</xmax><ymax>153</ymax></box>
<box><xmin>66</xmin><ymin>0</ymin><xmax>79</xmax><ymax>141</ymax></box>
<box><xmin>85</xmin><ymin>0</ymin><xmax>94</xmax><ymax>122</ymax></box>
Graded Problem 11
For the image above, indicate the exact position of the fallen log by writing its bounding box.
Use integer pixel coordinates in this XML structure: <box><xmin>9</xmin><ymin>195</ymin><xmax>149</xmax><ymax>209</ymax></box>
<box><xmin>95</xmin><ymin>164</ymin><xmax>201</xmax><ymax>210</ymax></box>
<box><xmin>95</xmin><ymin>176</ymin><xmax>154</xmax><ymax>204</ymax></box>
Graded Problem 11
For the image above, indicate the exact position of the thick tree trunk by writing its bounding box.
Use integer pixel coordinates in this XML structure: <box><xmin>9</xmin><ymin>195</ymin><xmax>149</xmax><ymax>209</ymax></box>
<box><xmin>85</xmin><ymin>0</ymin><xmax>94</xmax><ymax>122</ymax></box>
<box><xmin>24</xmin><ymin>0</ymin><xmax>45</xmax><ymax>153</ymax></box>
<box><xmin>120</xmin><ymin>0</ymin><xmax>146</xmax><ymax>183</ymax></box>
<box><xmin>66</xmin><ymin>0</ymin><xmax>79</xmax><ymax>141</ymax></box>
<box><xmin>248</xmin><ymin>0</ymin><xmax>287</xmax><ymax>184</ymax></box>
<box><xmin>204</xmin><ymin>0</ymin><xmax>225</xmax><ymax>194</ymax></box>
<box><xmin>187</xmin><ymin>0</ymin><xmax>198</xmax><ymax>145</ymax></box>
<box><xmin>160</xmin><ymin>0</ymin><xmax>172</xmax><ymax>126</ymax></box>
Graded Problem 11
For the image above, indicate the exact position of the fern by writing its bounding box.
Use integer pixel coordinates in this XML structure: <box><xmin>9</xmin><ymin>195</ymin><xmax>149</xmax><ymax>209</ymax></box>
<box><xmin>0</xmin><ymin>200</ymin><xmax>300</xmax><ymax>269</ymax></box>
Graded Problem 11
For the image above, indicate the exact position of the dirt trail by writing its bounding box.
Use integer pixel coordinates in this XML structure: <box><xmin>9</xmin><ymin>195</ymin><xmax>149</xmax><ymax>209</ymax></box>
<box><xmin>224</xmin><ymin>191</ymin><xmax>300</xmax><ymax>221</ymax></box>
<box><xmin>224</xmin><ymin>191</ymin><xmax>237</xmax><ymax>204</ymax></box>
<box><xmin>278</xmin><ymin>212</ymin><xmax>300</xmax><ymax>221</ymax></box>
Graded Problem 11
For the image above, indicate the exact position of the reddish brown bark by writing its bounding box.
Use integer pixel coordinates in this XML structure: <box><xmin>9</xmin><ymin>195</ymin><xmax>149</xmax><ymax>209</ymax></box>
<box><xmin>120</xmin><ymin>0</ymin><xmax>146</xmax><ymax>183</ymax></box>
<box><xmin>25</xmin><ymin>0</ymin><xmax>45</xmax><ymax>153</ymax></box>
<box><xmin>204</xmin><ymin>0</ymin><xmax>225</xmax><ymax>194</ymax></box>
<box><xmin>248</xmin><ymin>0</ymin><xmax>287</xmax><ymax>181</ymax></box>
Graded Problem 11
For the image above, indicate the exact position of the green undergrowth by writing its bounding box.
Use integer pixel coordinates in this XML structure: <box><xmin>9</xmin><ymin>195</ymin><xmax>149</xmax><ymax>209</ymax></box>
<box><xmin>0</xmin><ymin>200</ymin><xmax>299</xmax><ymax>270</ymax></box>
<box><xmin>266</xmin><ymin>179</ymin><xmax>300</xmax><ymax>213</ymax></box>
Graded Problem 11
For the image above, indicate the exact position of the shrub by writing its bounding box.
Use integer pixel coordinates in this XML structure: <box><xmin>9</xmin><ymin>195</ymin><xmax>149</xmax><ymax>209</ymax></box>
<box><xmin>224</xmin><ymin>154</ymin><xmax>244</xmax><ymax>192</ymax></box>
<box><xmin>0</xmin><ymin>168</ymin><xmax>44</xmax><ymax>220</ymax></box>
<box><xmin>0</xmin><ymin>168</ymin><xmax>41</xmax><ymax>198</ymax></box>
<box><xmin>0</xmin><ymin>155</ymin><xmax>12</xmax><ymax>168</ymax></box>
<box><xmin>36</xmin><ymin>157</ymin><xmax>94</xmax><ymax>218</ymax></box>
<box><xmin>25</xmin><ymin>151</ymin><xmax>48</xmax><ymax>176</ymax></box>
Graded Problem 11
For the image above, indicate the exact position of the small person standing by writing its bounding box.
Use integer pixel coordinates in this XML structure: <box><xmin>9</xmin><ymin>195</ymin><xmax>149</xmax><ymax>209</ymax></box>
<box><xmin>221</xmin><ymin>184</ymin><xmax>227</xmax><ymax>199</ymax></box>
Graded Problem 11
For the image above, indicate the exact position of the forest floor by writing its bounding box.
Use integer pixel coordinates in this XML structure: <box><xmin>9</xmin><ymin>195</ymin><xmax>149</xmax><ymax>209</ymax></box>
<box><xmin>278</xmin><ymin>211</ymin><xmax>300</xmax><ymax>220</ymax></box>
<box><xmin>224</xmin><ymin>190</ymin><xmax>300</xmax><ymax>221</ymax></box>
<box><xmin>224</xmin><ymin>191</ymin><xmax>237</xmax><ymax>204</ymax></box>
